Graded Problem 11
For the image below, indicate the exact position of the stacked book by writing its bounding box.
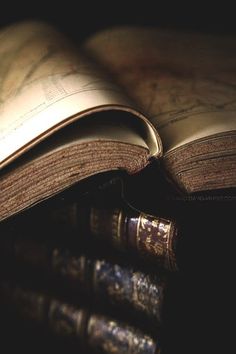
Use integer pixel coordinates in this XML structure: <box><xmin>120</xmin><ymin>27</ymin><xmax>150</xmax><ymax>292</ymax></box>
<box><xmin>0</xmin><ymin>177</ymin><xmax>180</xmax><ymax>354</ymax></box>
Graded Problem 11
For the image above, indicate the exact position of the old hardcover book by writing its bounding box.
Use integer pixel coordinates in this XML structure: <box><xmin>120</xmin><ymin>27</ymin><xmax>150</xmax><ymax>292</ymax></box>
<box><xmin>0</xmin><ymin>282</ymin><xmax>160</xmax><ymax>354</ymax></box>
<box><xmin>0</xmin><ymin>234</ymin><xmax>166</xmax><ymax>322</ymax></box>
<box><xmin>2</xmin><ymin>202</ymin><xmax>179</xmax><ymax>271</ymax></box>
<box><xmin>0</xmin><ymin>21</ymin><xmax>235</xmax><ymax>221</ymax></box>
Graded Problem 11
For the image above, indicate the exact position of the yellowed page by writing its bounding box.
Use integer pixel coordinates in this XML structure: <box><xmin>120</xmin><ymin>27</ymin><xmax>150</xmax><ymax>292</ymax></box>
<box><xmin>84</xmin><ymin>27</ymin><xmax>236</xmax><ymax>153</ymax></box>
<box><xmin>0</xmin><ymin>22</ymin><xmax>161</xmax><ymax>169</ymax></box>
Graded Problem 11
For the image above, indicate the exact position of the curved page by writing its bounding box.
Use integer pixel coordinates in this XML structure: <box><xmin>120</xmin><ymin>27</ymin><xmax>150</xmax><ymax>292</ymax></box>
<box><xmin>84</xmin><ymin>26</ymin><xmax>236</xmax><ymax>153</ymax></box>
<box><xmin>0</xmin><ymin>21</ymin><xmax>162</xmax><ymax>169</ymax></box>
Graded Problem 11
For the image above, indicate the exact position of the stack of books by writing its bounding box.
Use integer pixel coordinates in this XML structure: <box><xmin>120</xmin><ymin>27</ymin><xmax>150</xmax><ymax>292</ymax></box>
<box><xmin>0</xmin><ymin>20</ymin><xmax>235</xmax><ymax>354</ymax></box>
<box><xmin>0</xmin><ymin>174</ymin><xmax>180</xmax><ymax>354</ymax></box>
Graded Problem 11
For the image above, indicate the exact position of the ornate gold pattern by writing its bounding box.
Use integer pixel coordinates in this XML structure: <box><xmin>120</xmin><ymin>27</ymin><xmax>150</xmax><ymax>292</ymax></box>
<box><xmin>88</xmin><ymin>314</ymin><xmax>158</xmax><ymax>354</ymax></box>
<box><xmin>136</xmin><ymin>212</ymin><xmax>177</xmax><ymax>270</ymax></box>
<box><xmin>49</xmin><ymin>300</ymin><xmax>85</xmax><ymax>339</ymax></box>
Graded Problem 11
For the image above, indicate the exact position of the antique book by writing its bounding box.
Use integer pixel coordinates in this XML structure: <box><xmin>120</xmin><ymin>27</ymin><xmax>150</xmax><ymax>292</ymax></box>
<box><xmin>0</xmin><ymin>282</ymin><xmax>160</xmax><ymax>354</ymax></box>
<box><xmin>0</xmin><ymin>234</ymin><xmax>166</xmax><ymax>323</ymax></box>
<box><xmin>2</xmin><ymin>202</ymin><xmax>179</xmax><ymax>271</ymax></box>
<box><xmin>0</xmin><ymin>21</ymin><xmax>235</xmax><ymax>221</ymax></box>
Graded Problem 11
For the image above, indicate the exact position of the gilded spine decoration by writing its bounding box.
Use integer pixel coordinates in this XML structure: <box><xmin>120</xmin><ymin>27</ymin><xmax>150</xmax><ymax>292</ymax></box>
<box><xmin>90</xmin><ymin>207</ymin><xmax>178</xmax><ymax>271</ymax></box>
<box><xmin>3</xmin><ymin>238</ymin><xmax>165</xmax><ymax>322</ymax></box>
<box><xmin>4</xmin><ymin>203</ymin><xmax>179</xmax><ymax>271</ymax></box>
<box><xmin>48</xmin><ymin>300</ymin><xmax>87</xmax><ymax>340</ymax></box>
<box><xmin>90</xmin><ymin>207</ymin><xmax>126</xmax><ymax>250</ymax></box>
<box><xmin>130</xmin><ymin>212</ymin><xmax>178</xmax><ymax>271</ymax></box>
<box><xmin>0</xmin><ymin>283</ymin><xmax>160</xmax><ymax>354</ymax></box>
<box><xmin>93</xmin><ymin>259</ymin><xmax>165</xmax><ymax>323</ymax></box>
<box><xmin>87</xmin><ymin>314</ymin><xmax>160</xmax><ymax>354</ymax></box>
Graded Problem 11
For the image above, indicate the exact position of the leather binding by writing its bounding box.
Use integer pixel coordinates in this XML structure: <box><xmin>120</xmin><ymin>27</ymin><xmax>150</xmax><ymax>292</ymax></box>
<box><xmin>46</xmin><ymin>203</ymin><xmax>179</xmax><ymax>271</ymax></box>
<box><xmin>1</xmin><ymin>236</ymin><xmax>166</xmax><ymax>323</ymax></box>
<box><xmin>7</xmin><ymin>202</ymin><xmax>179</xmax><ymax>271</ymax></box>
<box><xmin>0</xmin><ymin>282</ymin><xmax>161</xmax><ymax>354</ymax></box>
<box><xmin>90</xmin><ymin>207</ymin><xmax>178</xmax><ymax>271</ymax></box>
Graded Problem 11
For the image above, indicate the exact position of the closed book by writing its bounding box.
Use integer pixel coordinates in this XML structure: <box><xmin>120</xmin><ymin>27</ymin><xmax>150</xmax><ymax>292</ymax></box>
<box><xmin>0</xmin><ymin>282</ymin><xmax>161</xmax><ymax>354</ymax></box>
<box><xmin>1</xmin><ymin>233</ymin><xmax>167</xmax><ymax>323</ymax></box>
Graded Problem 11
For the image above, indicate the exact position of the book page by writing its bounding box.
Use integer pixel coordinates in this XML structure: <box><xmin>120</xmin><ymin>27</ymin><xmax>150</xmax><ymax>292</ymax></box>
<box><xmin>0</xmin><ymin>22</ymin><xmax>161</xmax><ymax>169</ymax></box>
<box><xmin>84</xmin><ymin>27</ymin><xmax>236</xmax><ymax>153</ymax></box>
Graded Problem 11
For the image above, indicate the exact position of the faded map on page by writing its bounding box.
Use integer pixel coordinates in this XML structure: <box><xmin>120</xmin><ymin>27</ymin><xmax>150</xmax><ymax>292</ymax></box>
<box><xmin>0</xmin><ymin>22</ymin><xmax>134</xmax><ymax>168</ymax></box>
<box><xmin>84</xmin><ymin>27</ymin><xmax>236</xmax><ymax>152</ymax></box>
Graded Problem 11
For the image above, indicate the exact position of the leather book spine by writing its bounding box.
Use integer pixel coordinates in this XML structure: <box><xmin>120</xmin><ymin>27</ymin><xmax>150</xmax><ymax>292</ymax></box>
<box><xmin>90</xmin><ymin>207</ymin><xmax>178</xmax><ymax>271</ymax></box>
<box><xmin>0</xmin><ymin>283</ymin><xmax>160</xmax><ymax>354</ymax></box>
<box><xmin>4</xmin><ymin>203</ymin><xmax>178</xmax><ymax>271</ymax></box>
<box><xmin>53</xmin><ymin>249</ymin><xmax>165</xmax><ymax>322</ymax></box>
<box><xmin>3</xmin><ymin>237</ymin><xmax>166</xmax><ymax>322</ymax></box>
<box><xmin>87</xmin><ymin>313</ymin><xmax>160</xmax><ymax>354</ymax></box>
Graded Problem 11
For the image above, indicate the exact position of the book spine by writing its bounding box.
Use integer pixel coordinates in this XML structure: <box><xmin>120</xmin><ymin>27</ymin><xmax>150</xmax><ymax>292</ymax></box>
<box><xmin>89</xmin><ymin>207</ymin><xmax>178</xmax><ymax>271</ymax></box>
<box><xmin>0</xmin><ymin>283</ymin><xmax>160</xmax><ymax>354</ymax></box>
<box><xmin>2</xmin><ymin>237</ymin><xmax>165</xmax><ymax>322</ymax></box>
<box><xmin>45</xmin><ymin>203</ymin><xmax>179</xmax><ymax>271</ymax></box>
<box><xmin>87</xmin><ymin>313</ymin><xmax>159</xmax><ymax>354</ymax></box>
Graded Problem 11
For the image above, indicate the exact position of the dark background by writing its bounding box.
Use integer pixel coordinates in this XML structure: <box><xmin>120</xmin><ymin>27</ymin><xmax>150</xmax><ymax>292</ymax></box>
<box><xmin>1</xmin><ymin>1</ymin><xmax>236</xmax><ymax>41</ymax></box>
<box><xmin>0</xmin><ymin>2</ymin><xmax>236</xmax><ymax>354</ymax></box>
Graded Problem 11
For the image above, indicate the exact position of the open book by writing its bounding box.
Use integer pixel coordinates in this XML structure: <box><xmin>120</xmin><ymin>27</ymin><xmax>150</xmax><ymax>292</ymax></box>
<box><xmin>0</xmin><ymin>21</ymin><xmax>235</xmax><ymax>221</ymax></box>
